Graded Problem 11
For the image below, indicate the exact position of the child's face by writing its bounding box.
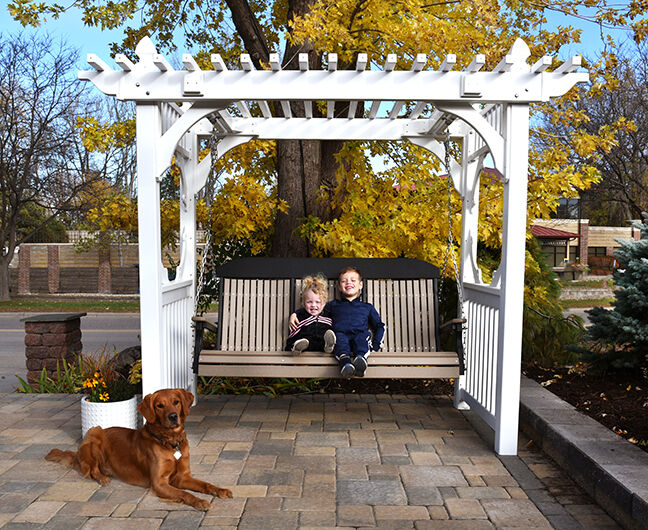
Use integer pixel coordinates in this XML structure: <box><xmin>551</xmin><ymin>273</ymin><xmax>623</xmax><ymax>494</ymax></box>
<box><xmin>304</xmin><ymin>289</ymin><xmax>323</xmax><ymax>316</ymax></box>
<box><xmin>338</xmin><ymin>271</ymin><xmax>362</xmax><ymax>300</ymax></box>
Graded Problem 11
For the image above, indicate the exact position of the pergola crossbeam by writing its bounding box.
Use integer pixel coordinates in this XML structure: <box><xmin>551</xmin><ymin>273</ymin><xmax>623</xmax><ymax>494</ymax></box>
<box><xmin>80</xmin><ymin>38</ymin><xmax>587</xmax><ymax>105</ymax></box>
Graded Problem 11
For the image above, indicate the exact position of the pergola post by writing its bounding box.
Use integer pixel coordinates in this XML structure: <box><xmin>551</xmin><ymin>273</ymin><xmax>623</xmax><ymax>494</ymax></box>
<box><xmin>494</xmin><ymin>103</ymin><xmax>530</xmax><ymax>455</ymax></box>
<box><xmin>136</xmin><ymin>103</ymin><xmax>166</xmax><ymax>396</ymax></box>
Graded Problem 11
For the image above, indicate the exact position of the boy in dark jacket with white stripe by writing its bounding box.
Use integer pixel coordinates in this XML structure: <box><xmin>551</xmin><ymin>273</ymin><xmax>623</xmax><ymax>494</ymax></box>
<box><xmin>329</xmin><ymin>266</ymin><xmax>385</xmax><ymax>377</ymax></box>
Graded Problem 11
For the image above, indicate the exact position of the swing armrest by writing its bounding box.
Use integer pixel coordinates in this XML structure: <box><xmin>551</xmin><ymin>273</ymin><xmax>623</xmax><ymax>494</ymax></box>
<box><xmin>192</xmin><ymin>316</ymin><xmax>218</xmax><ymax>373</ymax></box>
<box><xmin>439</xmin><ymin>318</ymin><xmax>466</xmax><ymax>333</ymax></box>
<box><xmin>439</xmin><ymin>318</ymin><xmax>466</xmax><ymax>376</ymax></box>
<box><xmin>192</xmin><ymin>315</ymin><xmax>218</xmax><ymax>333</ymax></box>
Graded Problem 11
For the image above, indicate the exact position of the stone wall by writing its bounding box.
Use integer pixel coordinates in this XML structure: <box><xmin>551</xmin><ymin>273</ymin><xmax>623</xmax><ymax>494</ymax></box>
<box><xmin>9</xmin><ymin>244</ymin><xmax>146</xmax><ymax>295</ymax></box>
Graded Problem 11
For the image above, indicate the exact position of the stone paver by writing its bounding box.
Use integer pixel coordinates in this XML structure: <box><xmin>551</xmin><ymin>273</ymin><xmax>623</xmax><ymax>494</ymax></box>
<box><xmin>0</xmin><ymin>391</ymin><xmax>624</xmax><ymax>528</ymax></box>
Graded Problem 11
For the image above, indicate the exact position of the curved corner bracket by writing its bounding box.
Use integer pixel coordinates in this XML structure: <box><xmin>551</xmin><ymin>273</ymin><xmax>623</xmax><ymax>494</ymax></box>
<box><xmin>490</xmin><ymin>265</ymin><xmax>502</xmax><ymax>289</ymax></box>
<box><xmin>463</xmin><ymin>234</ymin><xmax>483</xmax><ymax>285</ymax></box>
<box><xmin>216</xmin><ymin>135</ymin><xmax>255</xmax><ymax>159</ymax></box>
<box><xmin>175</xmin><ymin>225</ymin><xmax>195</xmax><ymax>283</ymax></box>
<box><xmin>463</xmin><ymin>155</ymin><xmax>485</xmax><ymax>209</ymax></box>
<box><xmin>190</xmin><ymin>135</ymin><xmax>255</xmax><ymax>194</ymax></box>
<box><xmin>436</xmin><ymin>104</ymin><xmax>506</xmax><ymax>178</ymax></box>
<box><xmin>172</xmin><ymin>154</ymin><xmax>200</xmax><ymax>214</ymax></box>
<box><xmin>156</xmin><ymin>105</ymin><xmax>229</xmax><ymax>178</ymax></box>
<box><xmin>406</xmin><ymin>137</ymin><xmax>464</xmax><ymax>195</ymax></box>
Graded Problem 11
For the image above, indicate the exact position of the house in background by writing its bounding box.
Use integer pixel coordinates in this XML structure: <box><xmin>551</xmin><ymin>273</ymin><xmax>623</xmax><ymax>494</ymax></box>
<box><xmin>532</xmin><ymin>218</ymin><xmax>642</xmax><ymax>277</ymax></box>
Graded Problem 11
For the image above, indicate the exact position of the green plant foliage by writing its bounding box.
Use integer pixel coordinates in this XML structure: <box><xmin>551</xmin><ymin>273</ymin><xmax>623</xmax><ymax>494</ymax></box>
<box><xmin>195</xmin><ymin>237</ymin><xmax>253</xmax><ymax>315</ymax></box>
<box><xmin>198</xmin><ymin>377</ymin><xmax>322</xmax><ymax>397</ymax></box>
<box><xmin>585</xmin><ymin>212</ymin><xmax>648</xmax><ymax>370</ymax></box>
<box><xmin>16</xmin><ymin>361</ymin><xmax>82</xmax><ymax>393</ymax></box>
<box><xmin>18</xmin><ymin>203</ymin><xmax>68</xmax><ymax>243</ymax></box>
<box><xmin>522</xmin><ymin>237</ymin><xmax>585</xmax><ymax>366</ymax></box>
<box><xmin>15</xmin><ymin>351</ymin><xmax>136</xmax><ymax>401</ymax></box>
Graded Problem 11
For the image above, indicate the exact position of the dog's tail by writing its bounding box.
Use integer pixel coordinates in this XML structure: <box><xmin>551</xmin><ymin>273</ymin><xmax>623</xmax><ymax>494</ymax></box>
<box><xmin>45</xmin><ymin>448</ymin><xmax>78</xmax><ymax>467</ymax></box>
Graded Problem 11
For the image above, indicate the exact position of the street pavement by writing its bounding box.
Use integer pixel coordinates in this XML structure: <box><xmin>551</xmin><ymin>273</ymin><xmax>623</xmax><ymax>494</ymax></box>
<box><xmin>0</xmin><ymin>313</ymin><xmax>141</xmax><ymax>393</ymax></box>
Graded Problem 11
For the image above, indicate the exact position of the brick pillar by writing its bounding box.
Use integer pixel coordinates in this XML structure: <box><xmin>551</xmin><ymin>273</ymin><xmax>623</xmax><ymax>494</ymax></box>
<box><xmin>578</xmin><ymin>220</ymin><xmax>589</xmax><ymax>266</ymax></box>
<box><xmin>47</xmin><ymin>245</ymin><xmax>60</xmax><ymax>293</ymax></box>
<box><xmin>98</xmin><ymin>249</ymin><xmax>111</xmax><ymax>294</ymax></box>
<box><xmin>23</xmin><ymin>313</ymin><xmax>86</xmax><ymax>385</ymax></box>
<box><xmin>17</xmin><ymin>245</ymin><xmax>30</xmax><ymax>295</ymax></box>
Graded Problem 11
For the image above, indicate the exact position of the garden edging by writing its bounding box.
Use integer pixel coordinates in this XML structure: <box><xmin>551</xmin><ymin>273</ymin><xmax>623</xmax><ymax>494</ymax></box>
<box><xmin>519</xmin><ymin>375</ymin><xmax>648</xmax><ymax>529</ymax></box>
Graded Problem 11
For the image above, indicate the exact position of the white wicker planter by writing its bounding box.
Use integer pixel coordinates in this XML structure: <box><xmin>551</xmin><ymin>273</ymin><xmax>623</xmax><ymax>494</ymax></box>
<box><xmin>81</xmin><ymin>395</ymin><xmax>138</xmax><ymax>437</ymax></box>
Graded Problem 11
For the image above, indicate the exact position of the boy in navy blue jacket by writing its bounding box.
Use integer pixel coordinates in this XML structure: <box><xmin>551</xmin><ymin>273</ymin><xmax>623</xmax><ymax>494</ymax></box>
<box><xmin>291</xmin><ymin>266</ymin><xmax>385</xmax><ymax>377</ymax></box>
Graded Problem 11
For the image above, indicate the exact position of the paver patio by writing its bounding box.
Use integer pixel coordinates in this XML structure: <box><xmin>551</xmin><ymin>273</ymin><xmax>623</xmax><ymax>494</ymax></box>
<box><xmin>0</xmin><ymin>392</ymin><xmax>621</xmax><ymax>529</ymax></box>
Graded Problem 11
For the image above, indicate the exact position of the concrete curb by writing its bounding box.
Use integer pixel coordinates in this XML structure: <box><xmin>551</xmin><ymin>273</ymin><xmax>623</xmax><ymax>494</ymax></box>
<box><xmin>519</xmin><ymin>376</ymin><xmax>648</xmax><ymax>529</ymax></box>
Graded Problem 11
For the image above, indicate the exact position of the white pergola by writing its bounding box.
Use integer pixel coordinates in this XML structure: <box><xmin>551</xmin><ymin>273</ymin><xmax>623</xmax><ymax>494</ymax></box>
<box><xmin>80</xmin><ymin>37</ymin><xmax>586</xmax><ymax>455</ymax></box>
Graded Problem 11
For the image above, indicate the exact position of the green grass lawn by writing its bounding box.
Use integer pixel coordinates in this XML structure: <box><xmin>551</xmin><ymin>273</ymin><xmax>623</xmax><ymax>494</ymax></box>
<box><xmin>0</xmin><ymin>298</ymin><xmax>140</xmax><ymax>312</ymax></box>
<box><xmin>0</xmin><ymin>298</ymin><xmax>219</xmax><ymax>313</ymax></box>
<box><xmin>561</xmin><ymin>297</ymin><xmax>614</xmax><ymax>308</ymax></box>
<box><xmin>560</xmin><ymin>279</ymin><xmax>613</xmax><ymax>289</ymax></box>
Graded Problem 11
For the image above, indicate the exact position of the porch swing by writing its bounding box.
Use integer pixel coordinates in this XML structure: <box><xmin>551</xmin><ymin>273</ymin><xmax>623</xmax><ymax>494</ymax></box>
<box><xmin>191</xmin><ymin>135</ymin><xmax>467</xmax><ymax>380</ymax></box>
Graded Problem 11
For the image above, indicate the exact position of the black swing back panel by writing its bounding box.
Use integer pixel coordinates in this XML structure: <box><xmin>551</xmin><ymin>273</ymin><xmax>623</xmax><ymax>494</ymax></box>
<box><xmin>215</xmin><ymin>258</ymin><xmax>441</xmax><ymax>353</ymax></box>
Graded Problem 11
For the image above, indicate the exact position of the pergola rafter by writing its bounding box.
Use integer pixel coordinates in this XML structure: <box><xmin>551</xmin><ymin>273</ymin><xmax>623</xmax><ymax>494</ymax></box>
<box><xmin>80</xmin><ymin>36</ymin><xmax>587</xmax><ymax>455</ymax></box>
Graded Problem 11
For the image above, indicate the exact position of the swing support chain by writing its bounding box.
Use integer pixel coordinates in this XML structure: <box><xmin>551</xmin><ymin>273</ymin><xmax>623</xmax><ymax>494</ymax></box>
<box><xmin>441</xmin><ymin>136</ymin><xmax>467</xmax><ymax>374</ymax></box>
<box><xmin>194</xmin><ymin>128</ymin><xmax>221</xmax><ymax>315</ymax></box>
<box><xmin>191</xmin><ymin>127</ymin><xmax>224</xmax><ymax>375</ymax></box>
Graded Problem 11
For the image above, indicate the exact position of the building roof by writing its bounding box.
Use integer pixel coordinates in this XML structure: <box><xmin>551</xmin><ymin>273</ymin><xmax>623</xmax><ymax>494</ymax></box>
<box><xmin>531</xmin><ymin>225</ymin><xmax>581</xmax><ymax>239</ymax></box>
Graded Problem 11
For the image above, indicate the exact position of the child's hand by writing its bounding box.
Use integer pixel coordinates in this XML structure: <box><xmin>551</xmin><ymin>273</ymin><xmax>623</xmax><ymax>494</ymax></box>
<box><xmin>371</xmin><ymin>340</ymin><xmax>383</xmax><ymax>352</ymax></box>
<box><xmin>289</xmin><ymin>312</ymin><xmax>299</xmax><ymax>332</ymax></box>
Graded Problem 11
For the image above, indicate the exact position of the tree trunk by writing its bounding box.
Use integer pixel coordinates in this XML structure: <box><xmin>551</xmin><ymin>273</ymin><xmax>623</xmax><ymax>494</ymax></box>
<box><xmin>227</xmin><ymin>0</ymin><xmax>343</xmax><ymax>257</ymax></box>
<box><xmin>0</xmin><ymin>253</ymin><xmax>12</xmax><ymax>301</ymax></box>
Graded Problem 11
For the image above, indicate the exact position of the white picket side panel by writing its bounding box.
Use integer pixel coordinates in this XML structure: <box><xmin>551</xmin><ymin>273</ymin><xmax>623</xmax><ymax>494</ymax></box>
<box><xmin>161</xmin><ymin>280</ymin><xmax>194</xmax><ymax>391</ymax></box>
<box><xmin>456</xmin><ymin>283</ymin><xmax>500</xmax><ymax>428</ymax></box>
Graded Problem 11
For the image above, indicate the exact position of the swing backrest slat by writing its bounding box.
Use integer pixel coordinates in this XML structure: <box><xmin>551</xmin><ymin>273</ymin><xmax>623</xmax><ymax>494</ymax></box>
<box><xmin>214</xmin><ymin>257</ymin><xmax>441</xmax><ymax>353</ymax></box>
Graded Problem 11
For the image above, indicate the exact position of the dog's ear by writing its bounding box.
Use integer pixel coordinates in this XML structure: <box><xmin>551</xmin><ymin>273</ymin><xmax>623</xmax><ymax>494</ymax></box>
<box><xmin>178</xmin><ymin>389</ymin><xmax>194</xmax><ymax>419</ymax></box>
<box><xmin>138</xmin><ymin>392</ymin><xmax>157</xmax><ymax>424</ymax></box>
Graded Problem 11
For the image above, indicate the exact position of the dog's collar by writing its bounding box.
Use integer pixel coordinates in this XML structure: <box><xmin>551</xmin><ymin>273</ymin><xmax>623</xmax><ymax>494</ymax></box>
<box><xmin>145</xmin><ymin>424</ymin><xmax>185</xmax><ymax>460</ymax></box>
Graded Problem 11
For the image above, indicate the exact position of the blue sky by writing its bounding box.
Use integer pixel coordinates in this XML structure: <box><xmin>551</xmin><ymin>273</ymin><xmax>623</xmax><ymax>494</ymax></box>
<box><xmin>1</xmin><ymin>1</ymin><xmax>637</xmax><ymax>68</ymax></box>
<box><xmin>2</xmin><ymin>2</ymin><xmax>124</xmax><ymax>67</ymax></box>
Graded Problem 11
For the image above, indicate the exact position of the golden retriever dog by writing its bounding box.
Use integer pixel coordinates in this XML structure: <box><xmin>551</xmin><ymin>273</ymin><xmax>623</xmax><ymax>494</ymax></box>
<box><xmin>46</xmin><ymin>388</ymin><xmax>232</xmax><ymax>510</ymax></box>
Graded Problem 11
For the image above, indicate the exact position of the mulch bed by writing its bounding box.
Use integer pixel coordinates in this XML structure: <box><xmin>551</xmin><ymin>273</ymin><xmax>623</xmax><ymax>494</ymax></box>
<box><xmin>308</xmin><ymin>377</ymin><xmax>455</xmax><ymax>396</ymax></box>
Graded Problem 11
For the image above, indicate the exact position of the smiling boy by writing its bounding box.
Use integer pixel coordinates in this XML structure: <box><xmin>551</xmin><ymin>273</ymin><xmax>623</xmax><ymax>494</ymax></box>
<box><xmin>328</xmin><ymin>266</ymin><xmax>385</xmax><ymax>377</ymax></box>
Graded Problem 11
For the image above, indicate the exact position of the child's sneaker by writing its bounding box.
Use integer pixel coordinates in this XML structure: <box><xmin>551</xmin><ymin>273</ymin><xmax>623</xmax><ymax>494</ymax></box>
<box><xmin>338</xmin><ymin>355</ymin><xmax>355</xmax><ymax>377</ymax></box>
<box><xmin>352</xmin><ymin>355</ymin><xmax>367</xmax><ymax>377</ymax></box>
<box><xmin>292</xmin><ymin>339</ymin><xmax>309</xmax><ymax>354</ymax></box>
<box><xmin>340</xmin><ymin>362</ymin><xmax>355</xmax><ymax>378</ymax></box>
<box><xmin>323</xmin><ymin>330</ymin><xmax>336</xmax><ymax>353</ymax></box>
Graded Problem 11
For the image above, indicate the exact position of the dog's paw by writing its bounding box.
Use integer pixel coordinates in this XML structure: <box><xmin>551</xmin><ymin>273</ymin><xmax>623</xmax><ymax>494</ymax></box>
<box><xmin>92</xmin><ymin>474</ymin><xmax>111</xmax><ymax>486</ymax></box>
<box><xmin>216</xmin><ymin>487</ymin><xmax>233</xmax><ymax>499</ymax></box>
<box><xmin>194</xmin><ymin>498</ymin><xmax>211</xmax><ymax>511</ymax></box>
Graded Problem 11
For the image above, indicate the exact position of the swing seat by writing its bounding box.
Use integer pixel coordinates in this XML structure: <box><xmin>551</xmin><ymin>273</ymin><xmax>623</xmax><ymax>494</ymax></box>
<box><xmin>193</xmin><ymin>257</ymin><xmax>465</xmax><ymax>379</ymax></box>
